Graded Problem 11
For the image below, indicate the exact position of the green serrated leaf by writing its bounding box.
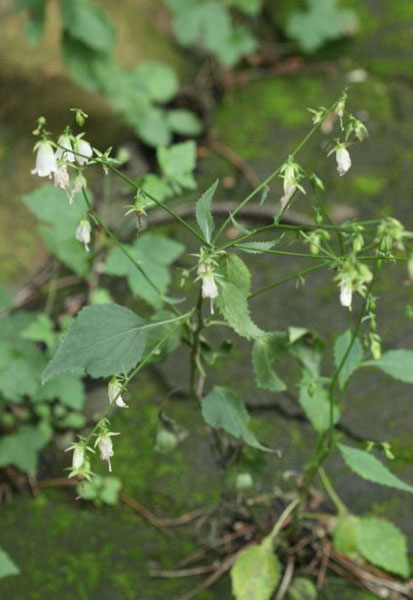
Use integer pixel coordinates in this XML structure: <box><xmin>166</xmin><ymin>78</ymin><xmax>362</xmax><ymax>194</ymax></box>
<box><xmin>0</xmin><ymin>425</ymin><xmax>50</xmax><ymax>473</ymax></box>
<box><xmin>366</xmin><ymin>349</ymin><xmax>413</xmax><ymax>383</ymax></box>
<box><xmin>133</xmin><ymin>61</ymin><xmax>179</xmax><ymax>103</ymax></box>
<box><xmin>224</xmin><ymin>253</ymin><xmax>251</xmax><ymax>296</ymax></box>
<box><xmin>356</xmin><ymin>518</ymin><xmax>410</xmax><ymax>578</ymax></box>
<box><xmin>217</xmin><ymin>281</ymin><xmax>263</xmax><ymax>340</ymax></box>
<box><xmin>0</xmin><ymin>548</ymin><xmax>19</xmax><ymax>579</ymax></box>
<box><xmin>23</xmin><ymin>184</ymin><xmax>91</xmax><ymax>277</ymax></box>
<box><xmin>43</xmin><ymin>304</ymin><xmax>148</xmax><ymax>382</ymax></box>
<box><xmin>60</xmin><ymin>0</ymin><xmax>116</xmax><ymax>53</ymax></box>
<box><xmin>334</xmin><ymin>330</ymin><xmax>363</xmax><ymax>390</ymax></box>
<box><xmin>338</xmin><ymin>444</ymin><xmax>413</xmax><ymax>493</ymax></box>
<box><xmin>202</xmin><ymin>386</ymin><xmax>270</xmax><ymax>451</ymax></box>
<box><xmin>252</xmin><ymin>333</ymin><xmax>287</xmax><ymax>392</ymax></box>
<box><xmin>195</xmin><ymin>180</ymin><xmax>218</xmax><ymax>243</ymax></box>
<box><xmin>299</xmin><ymin>371</ymin><xmax>340</xmax><ymax>434</ymax></box>
<box><xmin>157</xmin><ymin>141</ymin><xmax>197</xmax><ymax>190</ymax></box>
<box><xmin>231</xmin><ymin>538</ymin><xmax>281</xmax><ymax>600</ymax></box>
<box><xmin>333</xmin><ymin>515</ymin><xmax>360</xmax><ymax>560</ymax></box>
<box><xmin>237</xmin><ymin>241</ymin><xmax>276</xmax><ymax>254</ymax></box>
<box><xmin>22</xmin><ymin>313</ymin><xmax>55</xmax><ymax>350</ymax></box>
<box><xmin>35</xmin><ymin>372</ymin><xmax>85</xmax><ymax>410</ymax></box>
<box><xmin>167</xmin><ymin>109</ymin><xmax>203</xmax><ymax>135</ymax></box>
<box><xmin>103</xmin><ymin>233</ymin><xmax>184</xmax><ymax>309</ymax></box>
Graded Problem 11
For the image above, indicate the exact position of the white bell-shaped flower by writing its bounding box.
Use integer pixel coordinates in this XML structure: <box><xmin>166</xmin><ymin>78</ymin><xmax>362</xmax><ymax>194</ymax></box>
<box><xmin>197</xmin><ymin>263</ymin><xmax>218</xmax><ymax>313</ymax></box>
<box><xmin>98</xmin><ymin>435</ymin><xmax>114</xmax><ymax>471</ymax></box>
<box><xmin>108</xmin><ymin>379</ymin><xmax>128</xmax><ymax>408</ymax></box>
<box><xmin>72</xmin><ymin>445</ymin><xmax>85</xmax><ymax>470</ymax></box>
<box><xmin>56</xmin><ymin>134</ymin><xmax>75</xmax><ymax>163</ymax></box>
<box><xmin>76</xmin><ymin>138</ymin><xmax>93</xmax><ymax>166</ymax></box>
<box><xmin>75</xmin><ymin>219</ymin><xmax>91</xmax><ymax>252</ymax></box>
<box><xmin>336</xmin><ymin>146</ymin><xmax>351</xmax><ymax>176</ymax></box>
<box><xmin>31</xmin><ymin>140</ymin><xmax>58</xmax><ymax>177</ymax></box>
<box><xmin>54</xmin><ymin>163</ymin><xmax>70</xmax><ymax>190</ymax></box>
<box><xmin>339</xmin><ymin>281</ymin><xmax>353</xmax><ymax>309</ymax></box>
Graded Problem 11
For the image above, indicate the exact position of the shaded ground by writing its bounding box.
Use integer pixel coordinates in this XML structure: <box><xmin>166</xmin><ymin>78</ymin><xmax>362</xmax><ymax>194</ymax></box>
<box><xmin>0</xmin><ymin>0</ymin><xmax>413</xmax><ymax>598</ymax></box>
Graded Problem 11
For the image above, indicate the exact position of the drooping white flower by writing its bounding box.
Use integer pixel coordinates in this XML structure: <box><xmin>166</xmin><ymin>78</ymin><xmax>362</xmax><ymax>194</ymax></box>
<box><xmin>98</xmin><ymin>435</ymin><xmax>114</xmax><ymax>471</ymax></box>
<box><xmin>108</xmin><ymin>379</ymin><xmax>128</xmax><ymax>408</ymax></box>
<box><xmin>31</xmin><ymin>140</ymin><xmax>58</xmax><ymax>177</ymax></box>
<box><xmin>67</xmin><ymin>173</ymin><xmax>87</xmax><ymax>204</ymax></box>
<box><xmin>72</xmin><ymin>445</ymin><xmax>85</xmax><ymax>470</ymax></box>
<box><xmin>339</xmin><ymin>281</ymin><xmax>353</xmax><ymax>309</ymax></box>
<box><xmin>336</xmin><ymin>146</ymin><xmax>351</xmax><ymax>176</ymax></box>
<box><xmin>56</xmin><ymin>134</ymin><xmax>75</xmax><ymax>163</ymax></box>
<box><xmin>197</xmin><ymin>263</ymin><xmax>218</xmax><ymax>313</ymax></box>
<box><xmin>75</xmin><ymin>219</ymin><xmax>91</xmax><ymax>252</ymax></box>
<box><xmin>75</xmin><ymin>138</ymin><xmax>93</xmax><ymax>166</ymax></box>
<box><xmin>54</xmin><ymin>163</ymin><xmax>70</xmax><ymax>190</ymax></box>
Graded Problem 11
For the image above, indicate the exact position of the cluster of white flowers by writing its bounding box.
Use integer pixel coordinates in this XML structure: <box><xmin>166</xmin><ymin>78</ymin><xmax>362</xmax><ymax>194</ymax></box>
<box><xmin>32</xmin><ymin>135</ymin><xmax>93</xmax><ymax>183</ymax></box>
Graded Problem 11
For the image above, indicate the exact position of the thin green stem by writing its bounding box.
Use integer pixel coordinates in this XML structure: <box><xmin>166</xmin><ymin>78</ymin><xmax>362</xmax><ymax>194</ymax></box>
<box><xmin>101</xmin><ymin>162</ymin><xmax>208</xmax><ymax>245</ymax></box>
<box><xmin>319</xmin><ymin>467</ymin><xmax>347</xmax><ymax>515</ymax></box>
<box><xmin>249</xmin><ymin>261</ymin><xmax>330</xmax><ymax>299</ymax></box>
<box><xmin>267</xmin><ymin>497</ymin><xmax>301</xmax><ymax>543</ymax></box>
<box><xmin>237</xmin><ymin>246</ymin><xmax>335</xmax><ymax>261</ymax></box>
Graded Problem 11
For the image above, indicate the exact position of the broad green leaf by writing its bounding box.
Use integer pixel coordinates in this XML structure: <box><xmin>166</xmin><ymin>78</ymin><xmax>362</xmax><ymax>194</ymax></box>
<box><xmin>231</xmin><ymin>538</ymin><xmax>281</xmax><ymax>600</ymax></box>
<box><xmin>23</xmin><ymin>184</ymin><xmax>91</xmax><ymax>277</ymax></box>
<box><xmin>223</xmin><ymin>253</ymin><xmax>251</xmax><ymax>296</ymax></box>
<box><xmin>202</xmin><ymin>386</ymin><xmax>269</xmax><ymax>451</ymax></box>
<box><xmin>195</xmin><ymin>180</ymin><xmax>218</xmax><ymax>243</ymax></box>
<box><xmin>77</xmin><ymin>475</ymin><xmax>122</xmax><ymax>505</ymax></box>
<box><xmin>141</xmin><ymin>174</ymin><xmax>173</xmax><ymax>202</ymax></box>
<box><xmin>103</xmin><ymin>233</ymin><xmax>184</xmax><ymax>309</ymax></box>
<box><xmin>136</xmin><ymin>107</ymin><xmax>172</xmax><ymax>148</ymax></box>
<box><xmin>60</xmin><ymin>0</ymin><xmax>116</xmax><ymax>53</ymax></box>
<box><xmin>287</xmin><ymin>577</ymin><xmax>317</xmax><ymax>600</ymax></box>
<box><xmin>237</xmin><ymin>241</ymin><xmax>276</xmax><ymax>254</ymax></box>
<box><xmin>338</xmin><ymin>444</ymin><xmax>413</xmax><ymax>493</ymax></box>
<box><xmin>299</xmin><ymin>372</ymin><xmax>339</xmax><ymax>434</ymax></box>
<box><xmin>226</xmin><ymin>0</ymin><xmax>261</xmax><ymax>16</ymax></box>
<box><xmin>217</xmin><ymin>281</ymin><xmax>263</xmax><ymax>339</ymax></box>
<box><xmin>17</xmin><ymin>0</ymin><xmax>46</xmax><ymax>45</ymax></box>
<box><xmin>0</xmin><ymin>285</ymin><xmax>12</xmax><ymax>309</ymax></box>
<box><xmin>215</xmin><ymin>24</ymin><xmax>257</xmax><ymax>67</ymax></box>
<box><xmin>157</xmin><ymin>141</ymin><xmax>197</xmax><ymax>190</ymax></box>
<box><xmin>286</xmin><ymin>0</ymin><xmax>358</xmax><ymax>53</ymax></box>
<box><xmin>366</xmin><ymin>349</ymin><xmax>413</xmax><ymax>383</ymax></box>
<box><xmin>43</xmin><ymin>304</ymin><xmax>148</xmax><ymax>382</ymax></box>
<box><xmin>61</xmin><ymin>33</ymin><xmax>105</xmax><ymax>91</ymax></box>
<box><xmin>333</xmin><ymin>515</ymin><xmax>360</xmax><ymax>560</ymax></box>
<box><xmin>0</xmin><ymin>425</ymin><xmax>50</xmax><ymax>473</ymax></box>
<box><xmin>334</xmin><ymin>330</ymin><xmax>363</xmax><ymax>390</ymax></box>
<box><xmin>133</xmin><ymin>61</ymin><xmax>178</xmax><ymax>103</ymax></box>
<box><xmin>356</xmin><ymin>518</ymin><xmax>410</xmax><ymax>578</ymax></box>
<box><xmin>0</xmin><ymin>548</ymin><xmax>19</xmax><ymax>579</ymax></box>
<box><xmin>252</xmin><ymin>333</ymin><xmax>287</xmax><ymax>392</ymax></box>
<box><xmin>167</xmin><ymin>109</ymin><xmax>203</xmax><ymax>135</ymax></box>
<box><xmin>35</xmin><ymin>372</ymin><xmax>85</xmax><ymax>410</ymax></box>
<box><xmin>288</xmin><ymin>328</ymin><xmax>324</xmax><ymax>376</ymax></box>
<box><xmin>22</xmin><ymin>313</ymin><xmax>55</xmax><ymax>350</ymax></box>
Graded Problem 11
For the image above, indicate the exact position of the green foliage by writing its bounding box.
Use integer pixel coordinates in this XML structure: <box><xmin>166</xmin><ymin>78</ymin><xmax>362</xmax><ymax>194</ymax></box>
<box><xmin>132</xmin><ymin>61</ymin><xmax>178</xmax><ymax>103</ymax></box>
<box><xmin>77</xmin><ymin>475</ymin><xmax>122</xmax><ymax>506</ymax></box>
<box><xmin>217</xmin><ymin>254</ymin><xmax>263</xmax><ymax>339</ymax></box>
<box><xmin>195</xmin><ymin>180</ymin><xmax>218</xmax><ymax>243</ymax></box>
<box><xmin>231</xmin><ymin>538</ymin><xmax>281</xmax><ymax>600</ymax></box>
<box><xmin>0</xmin><ymin>424</ymin><xmax>50</xmax><ymax>474</ymax></box>
<box><xmin>355</xmin><ymin>518</ymin><xmax>409</xmax><ymax>578</ymax></box>
<box><xmin>286</xmin><ymin>0</ymin><xmax>359</xmax><ymax>53</ymax></box>
<box><xmin>60</xmin><ymin>0</ymin><xmax>116</xmax><ymax>53</ymax></box>
<box><xmin>166</xmin><ymin>0</ymin><xmax>257</xmax><ymax>67</ymax></box>
<box><xmin>166</xmin><ymin>109</ymin><xmax>203</xmax><ymax>136</ymax></box>
<box><xmin>104</xmin><ymin>233</ymin><xmax>184</xmax><ymax>309</ymax></box>
<box><xmin>157</xmin><ymin>142</ymin><xmax>197</xmax><ymax>191</ymax></box>
<box><xmin>333</xmin><ymin>514</ymin><xmax>360</xmax><ymax>560</ymax></box>
<box><xmin>23</xmin><ymin>184</ymin><xmax>91</xmax><ymax>277</ymax></box>
<box><xmin>43</xmin><ymin>304</ymin><xmax>149</xmax><ymax>381</ymax></box>
<box><xmin>226</xmin><ymin>0</ymin><xmax>261</xmax><ymax>16</ymax></box>
<box><xmin>17</xmin><ymin>0</ymin><xmax>46</xmax><ymax>46</ymax></box>
<box><xmin>366</xmin><ymin>349</ymin><xmax>413</xmax><ymax>383</ymax></box>
<box><xmin>34</xmin><ymin>372</ymin><xmax>85</xmax><ymax>410</ymax></box>
<box><xmin>287</xmin><ymin>577</ymin><xmax>317</xmax><ymax>600</ymax></box>
<box><xmin>252</xmin><ymin>333</ymin><xmax>287</xmax><ymax>392</ymax></box>
<box><xmin>201</xmin><ymin>386</ymin><xmax>269</xmax><ymax>451</ymax></box>
<box><xmin>334</xmin><ymin>330</ymin><xmax>363</xmax><ymax>390</ymax></box>
<box><xmin>237</xmin><ymin>240</ymin><xmax>277</xmax><ymax>254</ymax></box>
<box><xmin>0</xmin><ymin>548</ymin><xmax>19</xmax><ymax>580</ymax></box>
<box><xmin>338</xmin><ymin>444</ymin><xmax>413</xmax><ymax>493</ymax></box>
<box><xmin>299</xmin><ymin>371</ymin><xmax>339</xmax><ymax>434</ymax></box>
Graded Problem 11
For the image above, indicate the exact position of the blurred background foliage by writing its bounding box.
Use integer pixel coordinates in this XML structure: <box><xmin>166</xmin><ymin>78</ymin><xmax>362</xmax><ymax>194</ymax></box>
<box><xmin>1</xmin><ymin>0</ymin><xmax>413</xmax><ymax>598</ymax></box>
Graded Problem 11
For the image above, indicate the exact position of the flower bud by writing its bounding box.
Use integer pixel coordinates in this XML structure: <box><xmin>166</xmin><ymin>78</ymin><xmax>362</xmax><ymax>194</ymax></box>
<box><xmin>76</xmin><ymin>138</ymin><xmax>93</xmax><ymax>166</ymax></box>
<box><xmin>339</xmin><ymin>281</ymin><xmax>353</xmax><ymax>309</ymax></box>
<box><xmin>75</xmin><ymin>219</ymin><xmax>91</xmax><ymax>252</ymax></box>
<box><xmin>54</xmin><ymin>163</ymin><xmax>70</xmax><ymax>191</ymax></box>
<box><xmin>336</xmin><ymin>146</ymin><xmax>351</xmax><ymax>176</ymax></box>
<box><xmin>197</xmin><ymin>262</ymin><xmax>219</xmax><ymax>313</ymax></box>
<box><xmin>108</xmin><ymin>379</ymin><xmax>128</xmax><ymax>408</ymax></box>
<box><xmin>31</xmin><ymin>140</ymin><xmax>58</xmax><ymax>178</ymax></box>
<box><xmin>235</xmin><ymin>472</ymin><xmax>254</xmax><ymax>491</ymax></box>
<box><xmin>98</xmin><ymin>435</ymin><xmax>114</xmax><ymax>471</ymax></box>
